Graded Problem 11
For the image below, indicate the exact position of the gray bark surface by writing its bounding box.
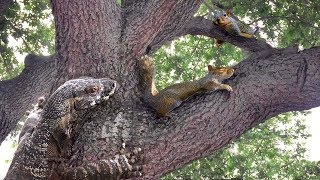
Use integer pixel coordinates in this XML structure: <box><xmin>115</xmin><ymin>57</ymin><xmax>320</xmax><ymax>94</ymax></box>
<box><xmin>1</xmin><ymin>0</ymin><xmax>320</xmax><ymax>178</ymax></box>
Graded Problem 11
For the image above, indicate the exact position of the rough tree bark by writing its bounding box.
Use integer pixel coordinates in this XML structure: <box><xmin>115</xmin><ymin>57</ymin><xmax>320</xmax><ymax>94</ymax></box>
<box><xmin>1</xmin><ymin>0</ymin><xmax>320</xmax><ymax>178</ymax></box>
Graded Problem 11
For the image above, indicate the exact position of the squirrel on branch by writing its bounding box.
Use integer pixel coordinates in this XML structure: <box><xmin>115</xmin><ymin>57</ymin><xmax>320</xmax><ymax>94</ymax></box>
<box><xmin>139</xmin><ymin>56</ymin><xmax>234</xmax><ymax>117</ymax></box>
<box><xmin>213</xmin><ymin>9</ymin><xmax>257</xmax><ymax>47</ymax></box>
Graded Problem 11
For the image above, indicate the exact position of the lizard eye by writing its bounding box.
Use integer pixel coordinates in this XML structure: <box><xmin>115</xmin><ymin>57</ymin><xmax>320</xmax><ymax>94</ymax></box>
<box><xmin>86</xmin><ymin>86</ymin><xmax>99</xmax><ymax>94</ymax></box>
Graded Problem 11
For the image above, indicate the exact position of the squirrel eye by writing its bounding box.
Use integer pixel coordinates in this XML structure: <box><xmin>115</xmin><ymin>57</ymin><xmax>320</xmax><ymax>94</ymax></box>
<box><xmin>223</xmin><ymin>13</ymin><xmax>226</xmax><ymax>16</ymax></box>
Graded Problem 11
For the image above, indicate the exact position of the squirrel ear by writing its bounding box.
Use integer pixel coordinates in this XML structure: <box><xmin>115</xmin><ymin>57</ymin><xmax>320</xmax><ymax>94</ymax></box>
<box><xmin>208</xmin><ymin>65</ymin><xmax>214</xmax><ymax>72</ymax></box>
<box><xmin>226</xmin><ymin>9</ymin><xmax>231</xmax><ymax>16</ymax></box>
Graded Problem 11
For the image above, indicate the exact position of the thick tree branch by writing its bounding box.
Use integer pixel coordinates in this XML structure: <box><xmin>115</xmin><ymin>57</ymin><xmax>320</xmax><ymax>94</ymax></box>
<box><xmin>0</xmin><ymin>55</ymin><xmax>55</xmax><ymax>143</ymax></box>
<box><xmin>185</xmin><ymin>17</ymin><xmax>273</xmax><ymax>52</ymax></box>
<box><xmin>149</xmin><ymin>16</ymin><xmax>273</xmax><ymax>53</ymax></box>
<box><xmin>5</xmin><ymin>1</ymin><xmax>319</xmax><ymax>178</ymax></box>
<box><xmin>140</xmin><ymin>46</ymin><xmax>320</xmax><ymax>177</ymax></box>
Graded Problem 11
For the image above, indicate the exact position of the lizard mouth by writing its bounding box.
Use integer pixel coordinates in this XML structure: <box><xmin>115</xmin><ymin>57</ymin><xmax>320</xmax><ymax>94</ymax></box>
<box><xmin>102</xmin><ymin>81</ymin><xmax>117</xmax><ymax>101</ymax></box>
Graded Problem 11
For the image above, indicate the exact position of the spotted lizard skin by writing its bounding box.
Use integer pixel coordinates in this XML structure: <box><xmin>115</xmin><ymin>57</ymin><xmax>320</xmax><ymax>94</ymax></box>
<box><xmin>5</xmin><ymin>78</ymin><xmax>142</xmax><ymax>179</ymax></box>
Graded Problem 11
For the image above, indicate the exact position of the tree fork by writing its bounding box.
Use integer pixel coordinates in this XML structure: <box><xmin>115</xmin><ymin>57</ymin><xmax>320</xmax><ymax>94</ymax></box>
<box><xmin>1</xmin><ymin>0</ymin><xmax>320</xmax><ymax>178</ymax></box>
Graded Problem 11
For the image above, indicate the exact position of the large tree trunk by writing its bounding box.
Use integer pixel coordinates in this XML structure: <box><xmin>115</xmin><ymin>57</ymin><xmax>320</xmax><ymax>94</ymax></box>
<box><xmin>1</xmin><ymin>0</ymin><xmax>320</xmax><ymax>178</ymax></box>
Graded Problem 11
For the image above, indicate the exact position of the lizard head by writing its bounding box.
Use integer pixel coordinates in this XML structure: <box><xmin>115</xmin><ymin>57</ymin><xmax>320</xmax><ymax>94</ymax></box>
<box><xmin>68</xmin><ymin>77</ymin><xmax>117</xmax><ymax>110</ymax></box>
<box><xmin>44</xmin><ymin>78</ymin><xmax>117</xmax><ymax>119</ymax></box>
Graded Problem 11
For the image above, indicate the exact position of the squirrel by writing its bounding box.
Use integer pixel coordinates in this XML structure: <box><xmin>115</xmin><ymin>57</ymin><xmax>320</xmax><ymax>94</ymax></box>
<box><xmin>213</xmin><ymin>9</ymin><xmax>256</xmax><ymax>47</ymax></box>
<box><xmin>139</xmin><ymin>56</ymin><xmax>234</xmax><ymax>117</ymax></box>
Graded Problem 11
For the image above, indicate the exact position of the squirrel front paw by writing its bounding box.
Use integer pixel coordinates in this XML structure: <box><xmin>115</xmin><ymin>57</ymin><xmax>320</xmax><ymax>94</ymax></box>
<box><xmin>219</xmin><ymin>84</ymin><xmax>233</xmax><ymax>92</ymax></box>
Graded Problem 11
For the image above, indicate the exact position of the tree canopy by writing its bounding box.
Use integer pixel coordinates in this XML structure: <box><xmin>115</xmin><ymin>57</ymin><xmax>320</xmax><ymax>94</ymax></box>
<box><xmin>0</xmin><ymin>0</ymin><xmax>319</xmax><ymax>179</ymax></box>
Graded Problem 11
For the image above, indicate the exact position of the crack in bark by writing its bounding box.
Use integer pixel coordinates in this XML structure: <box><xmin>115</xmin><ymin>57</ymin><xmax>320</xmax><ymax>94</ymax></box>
<box><xmin>297</xmin><ymin>55</ymin><xmax>308</xmax><ymax>91</ymax></box>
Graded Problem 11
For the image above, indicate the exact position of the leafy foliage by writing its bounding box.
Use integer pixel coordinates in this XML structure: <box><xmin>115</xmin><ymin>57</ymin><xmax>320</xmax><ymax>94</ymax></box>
<box><xmin>0</xmin><ymin>0</ymin><xmax>319</xmax><ymax>178</ymax></box>
<box><xmin>0</xmin><ymin>0</ymin><xmax>54</xmax><ymax>80</ymax></box>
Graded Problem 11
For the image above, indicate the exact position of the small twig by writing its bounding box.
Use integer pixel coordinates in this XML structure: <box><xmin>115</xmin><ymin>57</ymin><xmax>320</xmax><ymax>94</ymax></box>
<box><xmin>211</xmin><ymin>0</ymin><xmax>226</xmax><ymax>10</ymax></box>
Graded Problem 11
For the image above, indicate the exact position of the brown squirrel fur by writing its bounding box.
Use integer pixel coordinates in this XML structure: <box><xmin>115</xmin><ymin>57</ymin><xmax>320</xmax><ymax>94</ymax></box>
<box><xmin>213</xmin><ymin>9</ymin><xmax>256</xmax><ymax>47</ymax></box>
<box><xmin>139</xmin><ymin>56</ymin><xmax>234</xmax><ymax>117</ymax></box>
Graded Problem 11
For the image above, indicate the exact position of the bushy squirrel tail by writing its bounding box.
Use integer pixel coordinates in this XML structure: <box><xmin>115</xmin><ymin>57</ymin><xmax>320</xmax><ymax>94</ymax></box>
<box><xmin>138</xmin><ymin>56</ymin><xmax>158</xmax><ymax>101</ymax></box>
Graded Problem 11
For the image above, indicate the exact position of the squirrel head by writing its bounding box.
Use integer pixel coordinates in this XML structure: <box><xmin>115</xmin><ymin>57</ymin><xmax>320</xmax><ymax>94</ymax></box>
<box><xmin>199</xmin><ymin>65</ymin><xmax>234</xmax><ymax>90</ymax></box>
<box><xmin>208</xmin><ymin>65</ymin><xmax>234</xmax><ymax>79</ymax></box>
<box><xmin>213</xmin><ymin>9</ymin><xmax>232</xmax><ymax>26</ymax></box>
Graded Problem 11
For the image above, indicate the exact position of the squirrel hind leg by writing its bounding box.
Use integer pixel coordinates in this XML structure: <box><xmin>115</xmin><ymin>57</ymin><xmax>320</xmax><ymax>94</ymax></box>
<box><xmin>155</xmin><ymin>97</ymin><xmax>182</xmax><ymax>117</ymax></box>
<box><xmin>240</xmin><ymin>32</ymin><xmax>253</xmax><ymax>38</ymax></box>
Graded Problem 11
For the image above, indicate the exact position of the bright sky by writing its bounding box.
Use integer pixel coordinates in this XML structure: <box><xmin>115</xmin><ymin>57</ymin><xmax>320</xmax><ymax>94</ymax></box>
<box><xmin>306</xmin><ymin>107</ymin><xmax>320</xmax><ymax>161</ymax></box>
<box><xmin>0</xmin><ymin>136</ymin><xmax>17</xmax><ymax>179</ymax></box>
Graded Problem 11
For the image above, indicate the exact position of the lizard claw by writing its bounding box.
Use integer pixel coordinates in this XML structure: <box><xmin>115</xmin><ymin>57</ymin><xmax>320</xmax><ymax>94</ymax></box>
<box><xmin>117</xmin><ymin>147</ymin><xmax>143</xmax><ymax>178</ymax></box>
